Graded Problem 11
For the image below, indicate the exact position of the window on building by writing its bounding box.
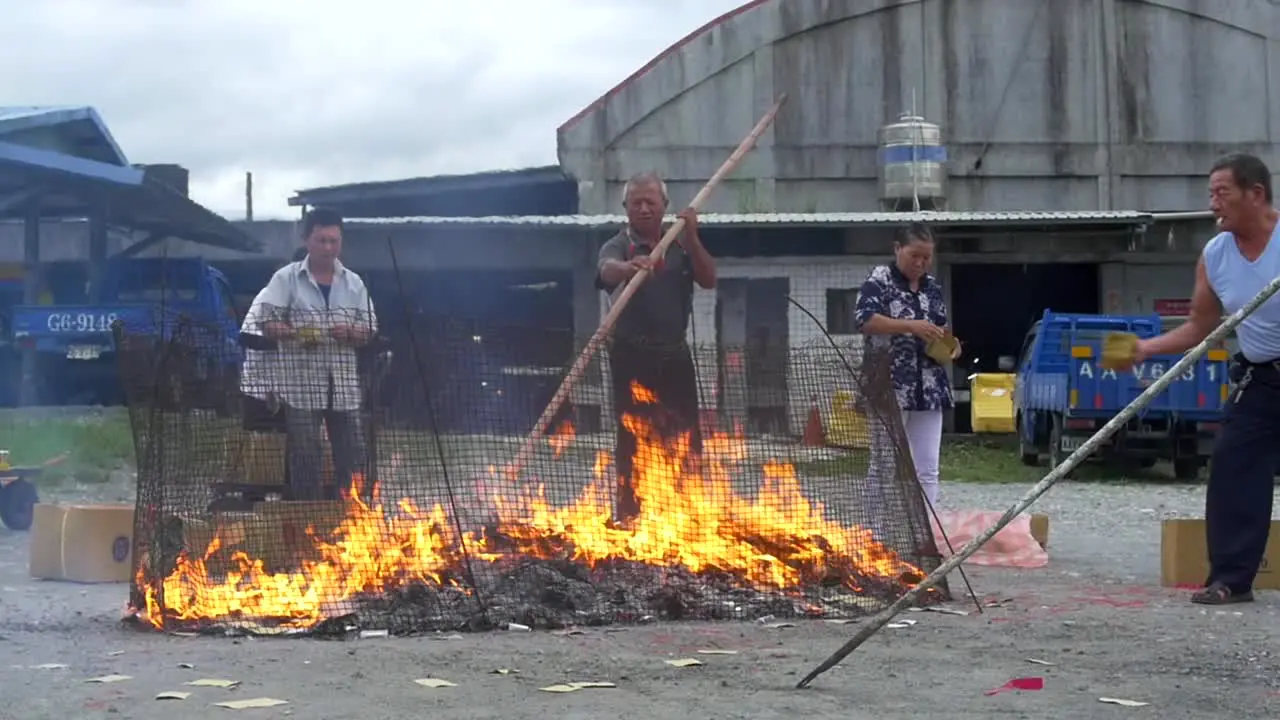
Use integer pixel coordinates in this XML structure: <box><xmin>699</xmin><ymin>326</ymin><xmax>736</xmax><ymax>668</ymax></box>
<box><xmin>826</xmin><ymin>288</ymin><xmax>860</xmax><ymax>334</ymax></box>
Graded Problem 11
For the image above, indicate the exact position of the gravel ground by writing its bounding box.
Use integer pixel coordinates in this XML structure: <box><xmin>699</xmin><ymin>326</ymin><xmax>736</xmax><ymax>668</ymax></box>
<box><xmin>1</xmin><ymin>478</ymin><xmax>1278</xmax><ymax>719</ymax></box>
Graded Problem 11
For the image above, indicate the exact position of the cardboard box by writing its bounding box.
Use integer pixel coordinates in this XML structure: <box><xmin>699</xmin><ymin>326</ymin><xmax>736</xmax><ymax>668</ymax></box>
<box><xmin>177</xmin><ymin>512</ymin><xmax>273</xmax><ymax>576</ymax></box>
<box><xmin>30</xmin><ymin>504</ymin><xmax>135</xmax><ymax>583</ymax></box>
<box><xmin>1029</xmin><ymin>513</ymin><xmax>1050</xmax><ymax>549</ymax></box>
<box><xmin>251</xmin><ymin>500</ymin><xmax>348</xmax><ymax>572</ymax></box>
<box><xmin>1161</xmin><ymin>518</ymin><xmax>1280</xmax><ymax>589</ymax></box>
<box><xmin>223</xmin><ymin>429</ymin><xmax>335</xmax><ymax>488</ymax></box>
<box><xmin>225</xmin><ymin>429</ymin><xmax>287</xmax><ymax>486</ymax></box>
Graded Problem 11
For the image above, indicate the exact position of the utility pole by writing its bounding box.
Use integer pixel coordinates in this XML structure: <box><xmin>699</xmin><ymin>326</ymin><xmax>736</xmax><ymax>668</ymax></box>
<box><xmin>244</xmin><ymin>171</ymin><xmax>254</xmax><ymax>221</ymax></box>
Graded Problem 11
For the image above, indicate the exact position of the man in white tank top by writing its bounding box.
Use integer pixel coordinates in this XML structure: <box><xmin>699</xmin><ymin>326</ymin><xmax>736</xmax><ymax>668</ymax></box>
<box><xmin>1128</xmin><ymin>153</ymin><xmax>1280</xmax><ymax>606</ymax></box>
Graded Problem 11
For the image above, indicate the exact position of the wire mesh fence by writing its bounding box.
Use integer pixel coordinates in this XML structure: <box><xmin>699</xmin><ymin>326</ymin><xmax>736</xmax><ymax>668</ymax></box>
<box><xmin>118</xmin><ymin>302</ymin><xmax>948</xmax><ymax>636</ymax></box>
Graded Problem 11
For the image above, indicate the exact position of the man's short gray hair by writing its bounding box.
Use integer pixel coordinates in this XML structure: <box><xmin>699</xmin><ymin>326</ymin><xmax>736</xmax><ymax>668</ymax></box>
<box><xmin>622</xmin><ymin>171</ymin><xmax>669</xmax><ymax>206</ymax></box>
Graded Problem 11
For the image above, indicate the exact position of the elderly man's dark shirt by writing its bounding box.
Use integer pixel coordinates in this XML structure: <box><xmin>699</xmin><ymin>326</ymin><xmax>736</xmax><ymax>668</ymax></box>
<box><xmin>855</xmin><ymin>264</ymin><xmax>953</xmax><ymax>411</ymax></box>
<box><xmin>597</xmin><ymin>229</ymin><xmax>694</xmax><ymax>345</ymax></box>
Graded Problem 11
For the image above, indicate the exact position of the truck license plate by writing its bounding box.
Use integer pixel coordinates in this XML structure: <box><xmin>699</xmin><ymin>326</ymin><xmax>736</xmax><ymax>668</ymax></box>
<box><xmin>1059</xmin><ymin>435</ymin><xmax>1084</xmax><ymax>452</ymax></box>
<box><xmin>66</xmin><ymin>345</ymin><xmax>103</xmax><ymax>360</ymax></box>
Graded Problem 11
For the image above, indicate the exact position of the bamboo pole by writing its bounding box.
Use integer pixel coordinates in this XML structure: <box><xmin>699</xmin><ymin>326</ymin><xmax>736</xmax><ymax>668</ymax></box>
<box><xmin>504</xmin><ymin>94</ymin><xmax>789</xmax><ymax>479</ymax></box>
<box><xmin>795</xmin><ymin>268</ymin><xmax>1280</xmax><ymax>689</ymax></box>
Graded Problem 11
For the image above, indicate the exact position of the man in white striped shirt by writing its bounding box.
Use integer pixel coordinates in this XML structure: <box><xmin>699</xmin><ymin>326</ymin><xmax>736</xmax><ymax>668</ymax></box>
<box><xmin>256</xmin><ymin>209</ymin><xmax>377</xmax><ymax>500</ymax></box>
<box><xmin>238</xmin><ymin>247</ymin><xmax>307</xmax><ymax>434</ymax></box>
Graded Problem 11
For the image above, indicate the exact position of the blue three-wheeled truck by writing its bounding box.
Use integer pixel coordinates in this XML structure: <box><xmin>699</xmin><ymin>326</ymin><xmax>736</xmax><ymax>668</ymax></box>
<box><xmin>1014</xmin><ymin>310</ymin><xmax>1229</xmax><ymax>479</ymax></box>
<box><xmin>0</xmin><ymin>257</ymin><xmax>243</xmax><ymax>529</ymax></box>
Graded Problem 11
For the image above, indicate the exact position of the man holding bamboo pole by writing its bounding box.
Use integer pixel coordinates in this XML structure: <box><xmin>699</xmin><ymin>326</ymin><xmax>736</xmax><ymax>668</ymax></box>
<box><xmin>1123</xmin><ymin>153</ymin><xmax>1280</xmax><ymax>606</ymax></box>
<box><xmin>597</xmin><ymin>172</ymin><xmax>717</xmax><ymax>522</ymax></box>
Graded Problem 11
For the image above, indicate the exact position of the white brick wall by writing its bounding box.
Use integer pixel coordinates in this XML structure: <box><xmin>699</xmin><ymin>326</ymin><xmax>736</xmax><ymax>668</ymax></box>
<box><xmin>594</xmin><ymin>255</ymin><xmax>882</xmax><ymax>436</ymax></box>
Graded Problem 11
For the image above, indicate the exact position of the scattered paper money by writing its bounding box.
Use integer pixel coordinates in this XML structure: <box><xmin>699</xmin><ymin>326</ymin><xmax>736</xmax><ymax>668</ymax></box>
<box><xmin>155</xmin><ymin>691</ymin><xmax>190</xmax><ymax>701</ymax></box>
<box><xmin>413</xmin><ymin>678</ymin><xmax>456</xmax><ymax>688</ymax></box>
<box><xmin>214</xmin><ymin>698</ymin><xmax>288</xmax><ymax>710</ymax></box>
<box><xmin>185</xmin><ymin>679</ymin><xmax>240</xmax><ymax>688</ymax></box>
<box><xmin>665</xmin><ymin>658</ymin><xmax>704</xmax><ymax>667</ymax></box>
<box><xmin>1099</xmin><ymin>697</ymin><xmax>1149</xmax><ymax>707</ymax></box>
<box><xmin>86</xmin><ymin>675</ymin><xmax>132</xmax><ymax>684</ymax></box>
<box><xmin>539</xmin><ymin>681</ymin><xmax>616</xmax><ymax>693</ymax></box>
<box><xmin>696</xmin><ymin>649</ymin><xmax>738</xmax><ymax>655</ymax></box>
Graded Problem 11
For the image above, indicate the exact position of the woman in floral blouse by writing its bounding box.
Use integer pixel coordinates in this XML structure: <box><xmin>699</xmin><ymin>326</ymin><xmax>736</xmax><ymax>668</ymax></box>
<box><xmin>855</xmin><ymin>222</ymin><xmax>960</xmax><ymax>510</ymax></box>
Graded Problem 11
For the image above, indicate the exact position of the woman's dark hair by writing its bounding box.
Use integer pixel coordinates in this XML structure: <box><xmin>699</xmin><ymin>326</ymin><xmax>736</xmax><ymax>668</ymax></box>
<box><xmin>894</xmin><ymin>222</ymin><xmax>935</xmax><ymax>247</ymax></box>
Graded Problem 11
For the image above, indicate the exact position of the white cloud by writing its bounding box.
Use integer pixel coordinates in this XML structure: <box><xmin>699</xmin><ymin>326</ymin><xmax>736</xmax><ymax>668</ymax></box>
<box><xmin>1</xmin><ymin>0</ymin><xmax>745</xmax><ymax>219</ymax></box>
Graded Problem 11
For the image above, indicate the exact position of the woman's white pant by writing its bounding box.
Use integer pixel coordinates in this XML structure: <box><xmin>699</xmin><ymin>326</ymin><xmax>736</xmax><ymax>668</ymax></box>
<box><xmin>866</xmin><ymin>408</ymin><xmax>944</xmax><ymax>533</ymax></box>
<box><xmin>898</xmin><ymin>410</ymin><xmax>943</xmax><ymax>509</ymax></box>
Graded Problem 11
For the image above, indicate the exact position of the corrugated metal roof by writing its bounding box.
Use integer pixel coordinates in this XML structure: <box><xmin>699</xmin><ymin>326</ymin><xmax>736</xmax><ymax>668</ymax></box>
<box><xmin>352</xmin><ymin>210</ymin><xmax>1154</xmax><ymax>228</ymax></box>
<box><xmin>290</xmin><ymin>165</ymin><xmax>572</xmax><ymax>206</ymax></box>
<box><xmin>0</xmin><ymin>106</ymin><xmax>79</xmax><ymax>123</ymax></box>
<box><xmin>0</xmin><ymin>105</ymin><xmax>127</xmax><ymax>166</ymax></box>
<box><xmin>0</xmin><ymin>124</ymin><xmax>258</xmax><ymax>252</ymax></box>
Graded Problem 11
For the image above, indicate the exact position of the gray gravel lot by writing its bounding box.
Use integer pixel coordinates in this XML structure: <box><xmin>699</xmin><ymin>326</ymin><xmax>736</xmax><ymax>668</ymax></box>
<box><xmin>2</xmin><ymin>478</ymin><xmax>1278</xmax><ymax>719</ymax></box>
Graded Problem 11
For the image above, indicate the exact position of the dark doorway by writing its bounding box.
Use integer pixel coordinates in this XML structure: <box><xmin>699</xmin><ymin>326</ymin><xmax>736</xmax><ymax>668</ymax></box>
<box><xmin>949</xmin><ymin>262</ymin><xmax>1100</xmax><ymax>432</ymax></box>
<box><xmin>369</xmin><ymin>269</ymin><xmax>574</xmax><ymax>434</ymax></box>
<box><xmin>745</xmin><ymin>278</ymin><xmax>790</xmax><ymax>434</ymax></box>
<box><xmin>712</xmin><ymin>277</ymin><xmax>791</xmax><ymax>435</ymax></box>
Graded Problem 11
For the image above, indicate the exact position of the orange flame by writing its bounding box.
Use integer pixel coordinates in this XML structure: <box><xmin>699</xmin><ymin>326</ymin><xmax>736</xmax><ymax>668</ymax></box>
<box><xmin>547</xmin><ymin>420</ymin><xmax>575</xmax><ymax>458</ymax></box>
<box><xmin>135</xmin><ymin>383</ymin><xmax>925</xmax><ymax>630</ymax></box>
<box><xmin>630</xmin><ymin>380</ymin><xmax>658</xmax><ymax>405</ymax></box>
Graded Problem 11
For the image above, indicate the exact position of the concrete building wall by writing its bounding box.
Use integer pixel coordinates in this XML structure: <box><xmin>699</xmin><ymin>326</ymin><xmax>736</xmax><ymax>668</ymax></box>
<box><xmin>657</xmin><ymin>255</ymin><xmax>1208</xmax><ymax>437</ymax></box>
<box><xmin>0</xmin><ymin>219</ymin><xmax>593</xmax><ymax>269</ymax></box>
<box><xmin>0</xmin><ymin>215</ymin><xmax>1223</xmax><ymax>429</ymax></box>
<box><xmin>700</xmin><ymin>257</ymin><xmax>875</xmax><ymax>436</ymax></box>
<box><xmin>583</xmin><ymin>255</ymin><xmax>877</xmax><ymax>437</ymax></box>
<box><xmin>559</xmin><ymin>0</ymin><xmax>1280</xmax><ymax>214</ymax></box>
<box><xmin>1101</xmin><ymin>261</ymin><xmax>1197</xmax><ymax>316</ymax></box>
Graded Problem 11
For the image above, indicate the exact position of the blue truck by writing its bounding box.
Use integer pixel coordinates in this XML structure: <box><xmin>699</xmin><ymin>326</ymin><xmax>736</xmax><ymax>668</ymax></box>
<box><xmin>1014</xmin><ymin>310</ymin><xmax>1229</xmax><ymax>480</ymax></box>
<box><xmin>9</xmin><ymin>257</ymin><xmax>242</xmax><ymax>407</ymax></box>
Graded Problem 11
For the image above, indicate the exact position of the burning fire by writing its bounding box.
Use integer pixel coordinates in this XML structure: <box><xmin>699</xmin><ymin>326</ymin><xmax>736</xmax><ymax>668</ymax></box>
<box><xmin>548</xmin><ymin>420</ymin><xmax>575</xmax><ymax>458</ymax></box>
<box><xmin>135</xmin><ymin>383</ymin><xmax>925</xmax><ymax>630</ymax></box>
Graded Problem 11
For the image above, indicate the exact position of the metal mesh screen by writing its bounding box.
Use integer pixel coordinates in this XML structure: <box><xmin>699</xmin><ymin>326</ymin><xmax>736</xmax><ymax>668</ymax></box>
<box><xmin>118</xmin><ymin>298</ymin><xmax>948</xmax><ymax>636</ymax></box>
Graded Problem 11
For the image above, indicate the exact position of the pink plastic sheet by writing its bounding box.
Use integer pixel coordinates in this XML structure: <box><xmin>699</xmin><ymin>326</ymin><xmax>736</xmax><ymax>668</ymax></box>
<box><xmin>931</xmin><ymin>510</ymin><xmax>1049</xmax><ymax>568</ymax></box>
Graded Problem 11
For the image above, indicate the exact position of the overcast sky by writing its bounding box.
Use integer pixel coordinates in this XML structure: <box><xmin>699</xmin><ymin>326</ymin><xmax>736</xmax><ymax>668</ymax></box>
<box><xmin>3</xmin><ymin>0</ymin><xmax>745</xmax><ymax>220</ymax></box>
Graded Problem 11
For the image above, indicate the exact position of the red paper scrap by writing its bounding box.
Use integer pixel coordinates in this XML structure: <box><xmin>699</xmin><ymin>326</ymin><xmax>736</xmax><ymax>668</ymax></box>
<box><xmin>984</xmin><ymin>677</ymin><xmax>1045</xmax><ymax>696</ymax></box>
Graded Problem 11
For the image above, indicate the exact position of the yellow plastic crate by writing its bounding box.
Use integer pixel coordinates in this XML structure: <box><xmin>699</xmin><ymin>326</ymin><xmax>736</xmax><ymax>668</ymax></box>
<box><xmin>827</xmin><ymin>390</ymin><xmax>870</xmax><ymax>449</ymax></box>
<box><xmin>970</xmin><ymin>373</ymin><xmax>1016</xmax><ymax>434</ymax></box>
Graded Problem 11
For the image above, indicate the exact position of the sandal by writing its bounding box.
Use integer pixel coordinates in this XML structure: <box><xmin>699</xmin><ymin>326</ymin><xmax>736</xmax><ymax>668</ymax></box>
<box><xmin>1190</xmin><ymin>582</ymin><xmax>1254</xmax><ymax>605</ymax></box>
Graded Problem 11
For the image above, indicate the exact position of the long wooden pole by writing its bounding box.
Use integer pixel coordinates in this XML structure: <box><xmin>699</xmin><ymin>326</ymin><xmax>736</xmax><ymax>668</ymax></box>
<box><xmin>505</xmin><ymin>94</ymin><xmax>789</xmax><ymax>478</ymax></box>
<box><xmin>794</xmin><ymin>266</ymin><xmax>1280</xmax><ymax>689</ymax></box>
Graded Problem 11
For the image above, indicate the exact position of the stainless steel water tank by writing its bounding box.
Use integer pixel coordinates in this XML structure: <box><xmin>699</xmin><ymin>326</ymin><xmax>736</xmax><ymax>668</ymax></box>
<box><xmin>877</xmin><ymin>114</ymin><xmax>947</xmax><ymax>211</ymax></box>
